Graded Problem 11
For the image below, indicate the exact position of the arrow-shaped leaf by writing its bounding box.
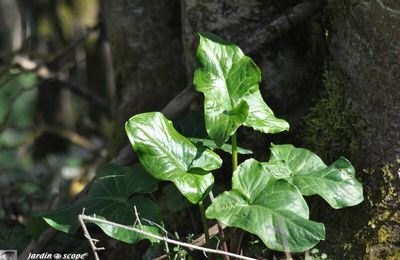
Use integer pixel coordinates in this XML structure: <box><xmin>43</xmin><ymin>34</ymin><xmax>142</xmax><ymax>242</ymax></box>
<box><xmin>193</xmin><ymin>33</ymin><xmax>289</xmax><ymax>146</ymax></box>
<box><xmin>268</xmin><ymin>144</ymin><xmax>364</xmax><ymax>209</ymax></box>
<box><xmin>41</xmin><ymin>164</ymin><xmax>162</xmax><ymax>243</ymax></box>
<box><xmin>125</xmin><ymin>112</ymin><xmax>222</xmax><ymax>204</ymax></box>
<box><xmin>193</xmin><ymin>33</ymin><xmax>257</xmax><ymax>146</ymax></box>
<box><xmin>206</xmin><ymin>159</ymin><xmax>325</xmax><ymax>252</ymax></box>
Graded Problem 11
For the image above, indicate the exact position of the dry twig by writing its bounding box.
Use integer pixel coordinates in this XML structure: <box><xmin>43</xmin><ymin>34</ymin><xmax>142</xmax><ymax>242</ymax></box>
<box><xmin>78</xmin><ymin>210</ymin><xmax>105</xmax><ymax>260</ymax></box>
<box><xmin>80</xmin><ymin>214</ymin><xmax>256</xmax><ymax>260</ymax></box>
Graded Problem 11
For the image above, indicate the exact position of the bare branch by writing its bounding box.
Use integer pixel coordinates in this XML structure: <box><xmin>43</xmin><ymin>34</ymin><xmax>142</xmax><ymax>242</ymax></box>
<box><xmin>51</xmin><ymin>79</ymin><xmax>109</xmax><ymax>111</ymax></box>
<box><xmin>13</xmin><ymin>55</ymin><xmax>109</xmax><ymax>110</ymax></box>
<box><xmin>245</xmin><ymin>0</ymin><xmax>322</xmax><ymax>54</ymax></box>
<box><xmin>49</xmin><ymin>24</ymin><xmax>100</xmax><ymax>67</ymax></box>
<box><xmin>133</xmin><ymin>206</ymin><xmax>143</xmax><ymax>230</ymax></box>
<box><xmin>78</xmin><ymin>210</ymin><xmax>104</xmax><ymax>260</ymax></box>
<box><xmin>80</xmin><ymin>214</ymin><xmax>256</xmax><ymax>260</ymax></box>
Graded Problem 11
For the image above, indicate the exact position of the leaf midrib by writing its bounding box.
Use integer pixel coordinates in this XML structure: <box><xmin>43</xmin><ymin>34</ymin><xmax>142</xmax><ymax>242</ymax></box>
<box><xmin>203</xmin><ymin>41</ymin><xmax>237</xmax><ymax>109</ymax></box>
<box><xmin>294</xmin><ymin>172</ymin><xmax>353</xmax><ymax>185</ymax></box>
<box><xmin>137</xmin><ymin>122</ymin><xmax>190</xmax><ymax>172</ymax></box>
<box><xmin>228</xmin><ymin>204</ymin><xmax>317</xmax><ymax>239</ymax></box>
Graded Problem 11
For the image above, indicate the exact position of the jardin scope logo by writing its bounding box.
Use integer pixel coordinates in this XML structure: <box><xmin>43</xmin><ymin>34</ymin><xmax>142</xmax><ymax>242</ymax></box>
<box><xmin>26</xmin><ymin>252</ymin><xmax>88</xmax><ymax>260</ymax></box>
<box><xmin>0</xmin><ymin>250</ymin><xmax>17</xmax><ymax>260</ymax></box>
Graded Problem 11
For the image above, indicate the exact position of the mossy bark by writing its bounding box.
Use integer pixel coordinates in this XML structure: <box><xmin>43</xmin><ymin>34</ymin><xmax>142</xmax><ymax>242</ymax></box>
<box><xmin>315</xmin><ymin>0</ymin><xmax>400</xmax><ymax>258</ymax></box>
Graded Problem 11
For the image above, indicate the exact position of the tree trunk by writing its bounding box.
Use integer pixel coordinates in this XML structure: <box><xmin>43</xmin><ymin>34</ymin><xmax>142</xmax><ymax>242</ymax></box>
<box><xmin>103</xmin><ymin>0</ymin><xmax>186</xmax><ymax>125</ymax></box>
<box><xmin>325</xmin><ymin>0</ymin><xmax>400</xmax><ymax>258</ymax></box>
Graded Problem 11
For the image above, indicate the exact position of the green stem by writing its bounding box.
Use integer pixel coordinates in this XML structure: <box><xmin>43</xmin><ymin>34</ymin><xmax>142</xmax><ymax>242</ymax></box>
<box><xmin>199</xmin><ymin>201</ymin><xmax>210</xmax><ymax>245</ymax></box>
<box><xmin>231</xmin><ymin>133</ymin><xmax>238</xmax><ymax>172</ymax></box>
<box><xmin>230</xmin><ymin>133</ymin><xmax>242</xmax><ymax>256</ymax></box>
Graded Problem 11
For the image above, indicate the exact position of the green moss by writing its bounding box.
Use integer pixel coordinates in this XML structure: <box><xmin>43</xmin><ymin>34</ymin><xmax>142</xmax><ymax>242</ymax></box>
<box><xmin>301</xmin><ymin>66</ymin><xmax>365</xmax><ymax>162</ymax></box>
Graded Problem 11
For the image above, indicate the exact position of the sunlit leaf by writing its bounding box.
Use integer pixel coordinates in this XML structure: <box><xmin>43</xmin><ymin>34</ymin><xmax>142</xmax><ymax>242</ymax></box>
<box><xmin>206</xmin><ymin>159</ymin><xmax>325</xmax><ymax>252</ymax></box>
<box><xmin>125</xmin><ymin>112</ymin><xmax>222</xmax><ymax>204</ymax></box>
<box><xmin>193</xmin><ymin>33</ymin><xmax>288</xmax><ymax>146</ymax></box>
<box><xmin>193</xmin><ymin>33</ymin><xmax>257</xmax><ymax>146</ymax></box>
<box><xmin>268</xmin><ymin>144</ymin><xmax>364</xmax><ymax>208</ymax></box>
<box><xmin>243</xmin><ymin>88</ymin><xmax>289</xmax><ymax>134</ymax></box>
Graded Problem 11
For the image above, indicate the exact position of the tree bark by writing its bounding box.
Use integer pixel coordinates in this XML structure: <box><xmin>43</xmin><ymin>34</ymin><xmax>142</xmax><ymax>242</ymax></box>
<box><xmin>326</xmin><ymin>0</ymin><xmax>400</xmax><ymax>258</ymax></box>
<box><xmin>102</xmin><ymin>0</ymin><xmax>186</xmax><ymax>125</ymax></box>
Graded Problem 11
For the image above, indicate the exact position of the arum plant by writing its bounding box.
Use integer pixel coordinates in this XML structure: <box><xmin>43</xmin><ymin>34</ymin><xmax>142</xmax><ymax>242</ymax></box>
<box><xmin>124</xmin><ymin>33</ymin><xmax>363</xmax><ymax>252</ymax></box>
<box><xmin>41</xmin><ymin>33</ymin><xmax>363</xmax><ymax>256</ymax></box>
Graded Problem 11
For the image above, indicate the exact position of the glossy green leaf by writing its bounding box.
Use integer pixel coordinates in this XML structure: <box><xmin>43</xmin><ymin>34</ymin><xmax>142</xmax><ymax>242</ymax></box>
<box><xmin>41</xmin><ymin>164</ymin><xmax>162</xmax><ymax>243</ymax></box>
<box><xmin>193</xmin><ymin>33</ymin><xmax>289</xmax><ymax>145</ymax></box>
<box><xmin>125</xmin><ymin>112</ymin><xmax>222</xmax><ymax>204</ymax></box>
<box><xmin>243</xmin><ymin>88</ymin><xmax>289</xmax><ymax>134</ymax></box>
<box><xmin>189</xmin><ymin>137</ymin><xmax>252</xmax><ymax>155</ymax></box>
<box><xmin>206</xmin><ymin>159</ymin><xmax>325</xmax><ymax>252</ymax></box>
<box><xmin>268</xmin><ymin>144</ymin><xmax>364</xmax><ymax>208</ymax></box>
<box><xmin>193</xmin><ymin>33</ymin><xmax>258</xmax><ymax>146</ymax></box>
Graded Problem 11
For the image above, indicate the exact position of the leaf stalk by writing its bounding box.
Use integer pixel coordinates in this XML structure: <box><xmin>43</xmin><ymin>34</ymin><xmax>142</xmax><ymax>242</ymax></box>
<box><xmin>199</xmin><ymin>201</ymin><xmax>210</xmax><ymax>245</ymax></box>
<box><xmin>231</xmin><ymin>133</ymin><xmax>238</xmax><ymax>172</ymax></box>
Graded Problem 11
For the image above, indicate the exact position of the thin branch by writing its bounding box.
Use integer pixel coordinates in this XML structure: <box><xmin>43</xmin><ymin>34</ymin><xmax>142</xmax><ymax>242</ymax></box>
<box><xmin>43</xmin><ymin>125</ymin><xmax>96</xmax><ymax>150</ymax></box>
<box><xmin>161</xmin><ymin>85</ymin><xmax>199</xmax><ymax>119</ymax></box>
<box><xmin>244</xmin><ymin>0</ymin><xmax>322</xmax><ymax>54</ymax></box>
<box><xmin>80</xmin><ymin>214</ymin><xmax>257</xmax><ymax>260</ymax></box>
<box><xmin>142</xmin><ymin>218</ymin><xmax>169</xmax><ymax>236</ymax></box>
<box><xmin>78</xmin><ymin>210</ymin><xmax>105</xmax><ymax>260</ymax></box>
<box><xmin>155</xmin><ymin>222</ymin><xmax>224</xmax><ymax>260</ymax></box>
<box><xmin>133</xmin><ymin>206</ymin><xmax>143</xmax><ymax>230</ymax></box>
<box><xmin>51</xmin><ymin>78</ymin><xmax>109</xmax><ymax>111</ymax></box>
<box><xmin>13</xmin><ymin>55</ymin><xmax>108</xmax><ymax>110</ymax></box>
<box><xmin>49</xmin><ymin>24</ymin><xmax>100</xmax><ymax>67</ymax></box>
<box><xmin>18</xmin><ymin>183</ymin><xmax>92</xmax><ymax>260</ymax></box>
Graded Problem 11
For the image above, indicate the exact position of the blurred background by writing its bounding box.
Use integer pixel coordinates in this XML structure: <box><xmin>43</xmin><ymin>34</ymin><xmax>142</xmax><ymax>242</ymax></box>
<box><xmin>0</xmin><ymin>0</ymin><xmax>399</xmax><ymax>259</ymax></box>
<box><xmin>0</xmin><ymin>0</ymin><xmax>112</xmax><ymax>254</ymax></box>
